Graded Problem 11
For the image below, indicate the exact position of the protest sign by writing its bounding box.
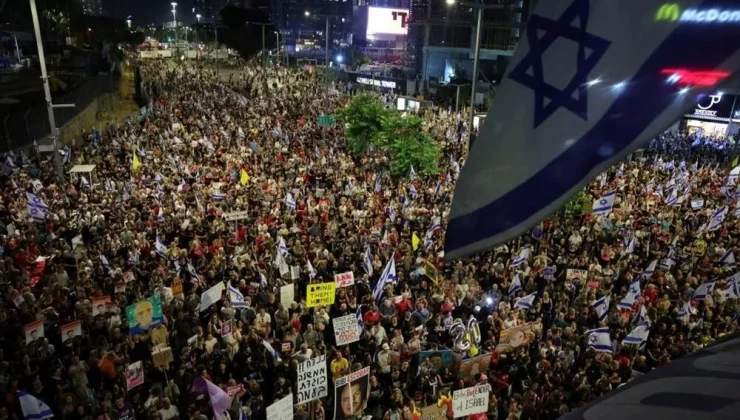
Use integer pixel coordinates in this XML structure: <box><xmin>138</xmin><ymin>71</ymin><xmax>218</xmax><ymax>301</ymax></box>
<box><xmin>291</xmin><ymin>265</ymin><xmax>300</xmax><ymax>280</ymax></box>
<box><xmin>420</xmin><ymin>404</ymin><xmax>448</xmax><ymax>420</ymax></box>
<box><xmin>543</xmin><ymin>266</ymin><xmax>555</xmax><ymax>281</ymax></box>
<box><xmin>152</xmin><ymin>346</ymin><xmax>173</xmax><ymax>368</ymax></box>
<box><xmin>496</xmin><ymin>322</ymin><xmax>540</xmax><ymax>353</ymax></box>
<box><xmin>306</xmin><ymin>282</ymin><xmax>336</xmax><ymax>308</ymax></box>
<box><xmin>334</xmin><ymin>367</ymin><xmax>370</xmax><ymax>420</ymax></box>
<box><xmin>223</xmin><ymin>210</ymin><xmax>250</xmax><ymax>221</ymax></box>
<box><xmin>334</xmin><ymin>271</ymin><xmax>355</xmax><ymax>288</ymax></box>
<box><xmin>92</xmin><ymin>296</ymin><xmax>111</xmax><ymax>317</ymax></box>
<box><xmin>296</xmin><ymin>355</ymin><xmax>328</xmax><ymax>404</ymax></box>
<box><xmin>424</xmin><ymin>260</ymin><xmax>440</xmax><ymax>284</ymax></box>
<box><xmin>227</xmin><ymin>384</ymin><xmax>243</xmax><ymax>397</ymax></box>
<box><xmin>266</xmin><ymin>393</ymin><xmax>293</xmax><ymax>420</ymax></box>
<box><xmin>452</xmin><ymin>384</ymin><xmax>490</xmax><ymax>418</ymax></box>
<box><xmin>333</xmin><ymin>314</ymin><xmax>361</xmax><ymax>346</ymax></box>
<box><xmin>126</xmin><ymin>296</ymin><xmax>164</xmax><ymax>335</ymax></box>
<box><xmin>458</xmin><ymin>353</ymin><xmax>492</xmax><ymax>379</ymax></box>
<box><xmin>61</xmin><ymin>320</ymin><xmax>82</xmax><ymax>343</ymax></box>
<box><xmin>24</xmin><ymin>320</ymin><xmax>44</xmax><ymax>344</ymax></box>
<box><xmin>200</xmin><ymin>282</ymin><xmax>224</xmax><ymax>312</ymax></box>
<box><xmin>125</xmin><ymin>361</ymin><xmax>145</xmax><ymax>390</ymax></box>
<box><xmin>566</xmin><ymin>268</ymin><xmax>589</xmax><ymax>288</ymax></box>
<box><xmin>221</xmin><ymin>320</ymin><xmax>232</xmax><ymax>336</ymax></box>
<box><xmin>280</xmin><ymin>284</ymin><xmax>295</xmax><ymax>308</ymax></box>
<box><xmin>418</xmin><ymin>350</ymin><xmax>454</xmax><ymax>373</ymax></box>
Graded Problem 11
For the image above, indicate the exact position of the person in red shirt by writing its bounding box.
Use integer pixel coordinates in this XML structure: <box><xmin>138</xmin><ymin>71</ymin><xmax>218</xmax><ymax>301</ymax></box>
<box><xmin>363</xmin><ymin>305</ymin><xmax>381</xmax><ymax>326</ymax></box>
<box><xmin>395</xmin><ymin>296</ymin><xmax>413</xmax><ymax>319</ymax></box>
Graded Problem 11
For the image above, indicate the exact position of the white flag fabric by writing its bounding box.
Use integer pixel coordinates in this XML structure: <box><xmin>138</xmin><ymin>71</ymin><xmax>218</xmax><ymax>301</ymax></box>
<box><xmin>228</xmin><ymin>285</ymin><xmax>247</xmax><ymax>308</ymax></box>
<box><xmin>26</xmin><ymin>192</ymin><xmax>49</xmax><ymax>223</ymax></box>
<box><xmin>643</xmin><ymin>260</ymin><xmax>657</xmax><ymax>278</ymax></box>
<box><xmin>18</xmin><ymin>391</ymin><xmax>54</xmax><ymax>420</ymax></box>
<box><xmin>722</xmin><ymin>275</ymin><xmax>740</xmax><ymax>301</ymax></box>
<box><xmin>306</xmin><ymin>259</ymin><xmax>317</xmax><ymax>280</ymax></box>
<box><xmin>444</xmin><ymin>0</ymin><xmax>740</xmax><ymax>259</ymax></box>
<box><xmin>515</xmin><ymin>292</ymin><xmax>537</xmax><ymax>310</ymax></box>
<box><xmin>200</xmin><ymin>282</ymin><xmax>224</xmax><ymax>312</ymax></box>
<box><xmin>362</xmin><ymin>247</ymin><xmax>373</xmax><ymax>277</ymax></box>
<box><xmin>258</xmin><ymin>337</ymin><xmax>281</xmax><ymax>361</ymax></box>
<box><xmin>373</xmin><ymin>258</ymin><xmax>396</xmax><ymax>305</ymax></box>
<box><xmin>286</xmin><ymin>193</ymin><xmax>296</xmax><ymax>211</ymax></box>
<box><xmin>586</xmin><ymin>327</ymin><xmax>612</xmax><ymax>353</ymax></box>
<box><xmin>509</xmin><ymin>274</ymin><xmax>522</xmax><ymax>297</ymax></box>
<box><xmin>707</xmin><ymin>207</ymin><xmax>728</xmax><ymax>232</ymax></box>
<box><xmin>592</xmin><ymin>192</ymin><xmax>616</xmax><ymax>215</ymax></box>
<box><xmin>277</xmin><ymin>237</ymin><xmax>289</xmax><ymax>257</ymax></box>
<box><xmin>719</xmin><ymin>250</ymin><xmax>736</xmax><ymax>269</ymax></box>
<box><xmin>592</xmin><ymin>294</ymin><xmax>610</xmax><ymax>322</ymax></box>
<box><xmin>694</xmin><ymin>279</ymin><xmax>716</xmax><ymax>301</ymax></box>
<box><xmin>511</xmin><ymin>246</ymin><xmax>531</xmax><ymax>267</ymax></box>
<box><xmin>618</xmin><ymin>279</ymin><xmax>641</xmax><ymax>310</ymax></box>
<box><xmin>622</xmin><ymin>322</ymin><xmax>650</xmax><ymax>346</ymax></box>
<box><xmin>155</xmin><ymin>236</ymin><xmax>168</xmax><ymax>258</ymax></box>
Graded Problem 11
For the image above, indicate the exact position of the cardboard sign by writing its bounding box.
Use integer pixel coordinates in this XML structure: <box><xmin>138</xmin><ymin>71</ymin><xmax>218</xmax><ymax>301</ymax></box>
<box><xmin>333</xmin><ymin>367</ymin><xmax>370</xmax><ymax>420</ymax></box>
<box><xmin>92</xmin><ymin>296</ymin><xmax>112</xmax><ymax>317</ymax></box>
<box><xmin>280</xmin><ymin>284</ymin><xmax>294</xmax><ymax>308</ymax></box>
<box><xmin>227</xmin><ymin>384</ymin><xmax>243</xmax><ymax>397</ymax></box>
<box><xmin>221</xmin><ymin>320</ymin><xmax>233</xmax><ymax>336</ymax></box>
<box><xmin>296</xmin><ymin>355</ymin><xmax>328</xmax><ymax>404</ymax></box>
<box><xmin>61</xmin><ymin>320</ymin><xmax>82</xmax><ymax>343</ymax></box>
<box><xmin>306</xmin><ymin>282</ymin><xmax>336</xmax><ymax>308</ymax></box>
<box><xmin>24</xmin><ymin>320</ymin><xmax>44</xmax><ymax>344</ymax></box>
<box><xmin>125</xmin><ymin>296</ymin><xmax>164</xmax><ymax>335</ymax></box>
<box><xmin>223</xmin><ymin>210</ymin><xmax>250</xmax><ymax>221</ymax></box>
<box><xmin>543</xmin><ymin>266</ymin><xmax>555</xmax><ymax>281</ymax></box>
<box><xmin>566</xmin><ymin>268</ymin><xmax>589</xmax><ymax>287</ymax></box>
<box><xmin>266</xmin><ymin>393</ymin><xmax>293</xmax><ymax>420</ymax></box>
<box><xmin>420</xmin><ymin>404</ymin><xmax>448</xmax><ymax>420</ymax></box>
<box><xmin>496</xmin><ymin>322</ymin><xmax>541</xmax><ymax>353</ymax></box>
<box><xmin>125</xmin><ymin>361</ymin><xmax>145</xmax><ymax>390</ymax></box>
<box><xmin>334</xmin><ymin>271</ymin><xmax>355</xmax><ymax>288</ymax></box>
<box><xmin>291</xmin><ymin>265</ymin><xmax>300</xmax><ymax>280</ymax></box>
<box><xmin>457</xmin><ymin>353</ymin><xmax>493</xmax><ymax>379</ymax></box>
<box><xmin>333</xmin><ymin>314</ymin><xmax>361</xmax><ymax>346</ymax></box>
<box><xmin>152</xmin><ymin>346</ymin><xmax>173</xmax><ymax>368</ymax></box>
<box><xmin>452</xmin><ymin>385</ymin><xmax>490</xmax><ymax>418</ymax></box>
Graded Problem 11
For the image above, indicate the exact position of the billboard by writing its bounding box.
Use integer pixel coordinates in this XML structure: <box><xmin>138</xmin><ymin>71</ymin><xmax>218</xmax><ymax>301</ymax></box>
<box><xmin>685</xmin><ymin>92</ymin><xmax>740</xmax><ymax>122</ymax></box>
<box><xmin>367</xmin><ymin>7</ymin><xmax>409</xmax><ymax>37</ymax></box>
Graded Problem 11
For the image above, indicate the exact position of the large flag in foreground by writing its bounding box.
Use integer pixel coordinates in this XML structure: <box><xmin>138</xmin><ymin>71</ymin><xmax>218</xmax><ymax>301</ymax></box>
<box><xmin>445</xmin><ymin>0</ymin><xmax>740</xmax><ymax>259</ymax></box>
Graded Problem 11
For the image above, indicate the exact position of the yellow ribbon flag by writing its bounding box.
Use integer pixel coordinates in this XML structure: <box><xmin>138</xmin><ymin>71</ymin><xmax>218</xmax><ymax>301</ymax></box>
<box><xmin>424</xmin><ymin>260</ymin><xmax>440</xmax><ymax>284</ymax></box>
<box><xmin>131</xmin><ymin>154</ymin><xmax>142</xmax><ymax>173</ymax></box>
<box><xmin>412</xmin><ymin>232</ymin><xmax>421</xmax><ymax>250</ymax></box>
<box><xmin>240</xmin><ymin>169</ymin><xmax>250</xmax><ymax>186</ymax></box>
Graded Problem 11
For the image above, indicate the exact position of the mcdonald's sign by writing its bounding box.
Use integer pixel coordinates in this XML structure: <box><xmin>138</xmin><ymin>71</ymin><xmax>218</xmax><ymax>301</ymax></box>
<box><xmin>655</xmin><ymin>3</ymin><xmax>680</xmax><ymax>21</ymax></box>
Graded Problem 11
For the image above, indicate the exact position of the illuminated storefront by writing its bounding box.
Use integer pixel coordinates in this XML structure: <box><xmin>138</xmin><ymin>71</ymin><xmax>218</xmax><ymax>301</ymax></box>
<box><xmin>681</xmin><ymin>92</ymin><xmax>740</xmax><ymax>138</ymax></box>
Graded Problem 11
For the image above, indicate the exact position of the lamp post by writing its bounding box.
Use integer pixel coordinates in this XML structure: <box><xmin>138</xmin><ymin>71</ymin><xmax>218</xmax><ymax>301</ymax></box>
<box><xmin>171</xmin><ymin>2</ymin><xmax>177</xmax><ymax>46</ymax></box>
<box><xmin>445</xmin><ymin>0</ymin><xmax>517</xmax><ymax>148</ymax></box>
<box><xmin>196</xmin><ymin>13</ymin><xmax>201</xmax><ymax>46</ymax></box>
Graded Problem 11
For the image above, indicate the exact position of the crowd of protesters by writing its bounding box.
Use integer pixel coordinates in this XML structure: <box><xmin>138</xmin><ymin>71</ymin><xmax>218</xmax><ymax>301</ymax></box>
<box><xmin>0</xmin><ymin>57</ymin><xmax>738</xmax><ymax>420</ymax></box>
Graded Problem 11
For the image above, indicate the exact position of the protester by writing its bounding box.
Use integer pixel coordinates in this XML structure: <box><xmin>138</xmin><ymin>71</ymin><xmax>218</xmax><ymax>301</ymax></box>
<box><xmin>0</xmin><ymin>56</ymin><xmax>738</xmax><ymax>420</ymax></box>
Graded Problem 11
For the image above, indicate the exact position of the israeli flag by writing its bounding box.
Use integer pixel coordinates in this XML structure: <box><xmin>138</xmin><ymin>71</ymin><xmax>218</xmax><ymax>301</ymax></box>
<box><xmin>707</xmin><ymin>207</ymin><xmax>728</xmax><ymax>232</ymax></box>
<box><xmin>356</xmin><ymin>305</ymin><xmax>365</xmax><ymax>333</ymax></box>
<box><xmin>374</xmin><ymin>173</ymin><xmax>382</xmax><ymax>193</ymax></box>
<box><xmin>664</xmin><ymin>188</ymin><xmax>678</xmax><ymax>206</ymax></box>
<box><xmin>259</xmin><ymin>271</ymin><xmax>268</xmax><ymax>288</ymax></box>
<box><xmin>586</xmin><ymin>327</ymin><xmax>612</xmax><ymax>353</ymax></box>
<box><xmin>618</xmin><ymin>279</ymin><xmax>641</xmax><ymax>310</ymax></box>
<box><xmin>633</xmin><ymin>304</ymin><xmax>649</xmax><ymax>327</ymax></box>
<box><xmin>63</xmin><ymin>147</ymin><xmax>72</xmax><ymax>164</ymax></box>
<box><xmin>515</xmin><ymin>292</ymin><xmax>537</xmax><ymax>310</ymax></box>
<box><xmin>388</xmin><ymin>205</ymin><xmax>396</xmax><ymax>223</ymax></box>
<box><xmin>228</xmin><ymin>284</ymin><xmax>247</xmax><ymax>308</ymax></box>
<box><xmin>277</xmin><ymin>237</ymin><xmax>289</xmax><ymax>257</ymax></box>
<box><xmin>155</xmin><ymin>236</ymin><xmax>168</xmax><ymax>258</ymax></box>
<box><xmin>511</xmin><ymin>246</ymin><xmax>530</xmax><ymax>267</ymax></box>
<box><xmin>154</xmin><ymin>172</ymin><xmax>164</xmax><ymax>183</ymax></box>
<box><xmin>509</xmin><ymin>274</ymin><xmax>522</xmax><ymax>297</ymax></box>
<box><xmin>188</xmin><ymin>261</ymin><xmax>200</xmax><ymax>281</ymax></box>
<box><xmin>80</xmin><ymin>176</ymin><xmax>90</xmax><ymax>189</ymax></box>
<box><xmin>622</xmin><ymin>322</ymin><xmax>650</xmax><ymax>346</ymax></box>
<box><xmin>677</xmin><ymin>300</ymin><xmax>694</xmax><ymax>319</ymax></box>
<box><xmin>105</xmin><ymin>179</ymin><xmax>114</xmax><ymax>192</ymax></box>
<box><xmin>306</xmin><ymin>259</ymin><xmax>317</xmax><ymax>280</ymax></box>
<box><xmin>444</xmin><ymin>0</ymin><xmax>740</xmax><ymax>260</ymax></box>
<box><xmin>363</xmin><ymin>247</ymin><xmax>373</xmax><ymax>277</ymax></box>
<box><xmin>258</xmin><ymin>337</ymin><xmax>281</xmax><ymax>362</ymax></box>
<box><xmin>624</xmin><ymin>237</ymin><xmax>636</xmax><ymax>254</ymax></box>
<box><xmin>592</xmin><ymin>294</ymin><xmax>610</xmax><ymax>322</ymax></box>
<box><xmin>123</xmin><ymin>183</ymin><xmax>131</xmax><ymax>201</ymax></box>
<box><xmin>409</xmin><ymin>184</ymin><xmax>418</xmax><ymax>200</ymax></box>
<box><xmin>691</xmin><ymin>198</ymin><xmax>704</xmax><ymax>210</ymax></box>
<box><xmin>734</xmin><ymin>200</ymin><xmax>740</xmax><ymax>218</ymax></box>
<box><xmin>424</xmin><ymin>223</ymin><xmax>441</xmax><ymax>250</ymax></box>
<box><xmin>409</xmin><ymin>165</ymin><xmax>417</xmax><ymax>180</ymax></box>
<box><xmin>435</xmin><ymin>180</ymin><xmax>442</xmax><ymax>197</ymax></box>
<box><xmin>286</xmin><ymin>192</ymin><xmax>296</xmax><ymax>212</ymax></box>
<box><xmin>373</xmin><ymin>258</ymin><xmax>396</xmax><ymax>304</ymax></box>
<box><xmin>722</xmin><ymin>275</ymin><xmax>740</xmax><ymax>300</ymax></box>
<box><xmin>26</xmin><ymin>192</ymin><xmax>49</xmax><ymax>223</ymax></box>
<box><xmin>694</xmin><ymin>278</ymin><xmax>716</xmax><ymax>301</ymax></box>
<box><xmin>643</xmin><ymin>260</ymin><xmax>657</xmax><ymax>278</ymax></box>
<box><xmin>212</xmin><ymin>190</ymin><xmax>225</xmax><ymax>201</ymax></box>
<box><xmin>592</xmin><ymin>192</ymin><xmax>616</xmax><ymax>216</ymax></box>
<box><xmin>18</xmin><ymin>391</ymin><xmax>54</xmax><ymax>420</ymax></box>
<box><xmin>718</xmin><ymin>250</ymin><xmax>737</xmax><ymax>269</ymax></box>
<box><xmin>100</xmin><ymin>254</ymin><xmax>111</xmax><ymax>271</ymax></box>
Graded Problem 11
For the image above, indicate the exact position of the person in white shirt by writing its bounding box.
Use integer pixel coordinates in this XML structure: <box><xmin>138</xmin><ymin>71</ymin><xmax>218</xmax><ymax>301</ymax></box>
<box><xmin>158</xmin><ymin>398</ymin><xmax>179</xmax><ymax>420</ymax></box>
<box><xmin>256</xmin><ymin>308</ymin><xmax>271</xmax><ymax>327</ymax></box>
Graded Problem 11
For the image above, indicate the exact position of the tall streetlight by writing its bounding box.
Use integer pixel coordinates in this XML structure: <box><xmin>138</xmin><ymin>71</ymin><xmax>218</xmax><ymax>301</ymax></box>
<box><xmin>196</xmin><ymin>13</ymin><xmax>201</xmax><ymax>46</ymax></box>
<box><xmin>446</xmin><ymin>0</ymin><xmax>517</xmax><ymax>148</ymax></box>
<box><xmin>171</xmin><ymin>2</ymin><xmax>177</xmax><ymax>46</ymax></box>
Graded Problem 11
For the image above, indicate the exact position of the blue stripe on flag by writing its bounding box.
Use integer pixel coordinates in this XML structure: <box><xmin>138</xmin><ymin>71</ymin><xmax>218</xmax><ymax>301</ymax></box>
<box><xmin>446</xmin><ymin>3</ymin><xmax>740</xmax><ymax>256</ymax></box>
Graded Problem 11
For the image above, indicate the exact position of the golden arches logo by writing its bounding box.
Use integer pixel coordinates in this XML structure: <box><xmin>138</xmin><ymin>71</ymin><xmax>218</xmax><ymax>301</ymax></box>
<box><xmin>656</xmin><ymin>3</ymin><xmax>680</xmax><ymax>21</ymax></box>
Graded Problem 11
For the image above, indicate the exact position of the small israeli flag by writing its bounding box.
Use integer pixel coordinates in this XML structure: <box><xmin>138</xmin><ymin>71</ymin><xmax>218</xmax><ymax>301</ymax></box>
<box><xmin>677</xmin><ymin>300</ymin><xmax>694</xmax><ymax>319</ymax></box>
<box><xmin>664</xmin><ymin>188</ymin><xmax>678</xmax><ymax>206</ymax></box>
<box><xmin>306</xmin><ymin>259</ymin><xmax>317</xmax><ymax>280</ymax></box>
<box><xmin>259</xmin><ymin>271</ymin><xmax>268</xmax><ymax>288</ymax></box>
<box><xmin>80</xmin><ymin>176</ymin><xmax>90</xmax><ymax>189</ymax></box>
<box><xmin>363</xmin><ymin>247</ymin><xmax>373</xmax><ymax>277</ymax></box>
<box><xmin>228</xmin><ymin>284</ymin><xmax>247</xmax><ymax>308</ymax></box>
<box><xmin>18</xmin><ymin>391</ymin><xmax>54</xmax><ymax>420</ymax></box>
<box><xmin>618</xmin><ymin>279</ymin><xmax>641</xmax><ymax>310</ymax></box>
<box><xmin>511</xmin><ymin>246</ymin><xmax>530</xmax><ymax>267</ymax></box>
<box><xmin>592</xmin><ymin>192</ymin><xmax>616</xmax><ymax>216</ymax></box>
<box><xmin>719</xmin><ymin>250</ymin><xmax>736</xmax><ymax>269</ymax></box>
<box><xmin>643</xmin><ymin>260</ymin><xmax>657</xmax><ymax>278</ymax></box>
<box><xmin>374</xmin><ymin>173</ymin><xmax>382</xmax><ymax>193</ymax></box>
<box><xmin>388</xmin><ymin>206</ymin><xmax>396</xmax><ymax>223</ymax></box>
<box><xmin>409</xmin><ymin>165</ymin><xmax>417</xmax><ymax>180</ymax></box>
<box><xmin>508</xmin><ymin>274</ymin><xmax>522</xmax><ymax>297</ymax></box>
<box><xmin>424</xmin><ymin>223</ymin><xmax>441</xmax><ymax>250</ymax></box>
<box><xmin>707</xmin><ymin>207</ymin><xmax>728</xmax><ymax>232</ymax></box>
<box><xmin>286</xmin><ymin>193</ymin><xmax>296</xmax><ymax>212</ymax></box>
<box><xmin>592</xmin><ymin>294</ymin><xmax>610</xmax><ymax>322</ymax></box>
<box><xmin>258</xmin><ymin>337</ymin><xmax>281</xmax><ymax>362</ymax></box>
<box><xmin>515</xmin><ymin>292</ymin><xmax>537</xmax><ymax>311</ymax></box>
<box><xmin>122</xmin><ymin>184</ymin><xmax>131</xmax><ymax>201</ymax></box>
<box><xmin>622</xmin><ymin>322</ymin><xmax>650</xmax><ymax>346</ymax></box>
<box><xmin>188</xmin><ymin>261</ymin><xmax>200</xmax><ymax>281</ymax></box>
<box><xmin>63</xmin><ymin>147</ymin><xmax>72</xmax><ymax>164</ymax></box>
<box><xmin>408</xmin><ymin>184</ymin><xmax>418</xmax><ymax>200</ymax></box>
<box><xmin>100</xmin><ymin>254</ymin><xmax>111</xmax><ymax>271</ymax></box>
<box><xmin>691</xmin><ymin>198</ymin><xmax>704</xmax><ymax>210</ymax></box>
<box><xmin>722</xmin><ymin>275</ymin><xmax>740</xmax><ymax>300</ymax></box>
<box><xmin>693</xmin><ymin>278</ymin><xmax>716</xmax><ymax>301</ymax></box>
<box><xmin>154</xmin><ymin>172</ymin><xmax>164</xmax><ymax>183</ymax></box>
<box><xmin>633</xmin><ymin>304</ymin><xmax>649</xmax><ymax>327</ymax></box>
<box><xmin>212</xmin><ymin>190</ymin><xmax>225</xmax><ymax>201</ymax></box>
<box><xmin>25</xmin><ymin>192</ymin><xmax>49</xmax><ymax>223</ymax></box>
<box><xmin>624</xmin><ymin>237</ymin><xmax>636</xmax><ymax>255</ymax></box>
<box><xmin>435</xmin><ymin>180</ymin><xmax>442</xmax><ymax>197</ymax></box>
<box><xmin>356</xmin><ymin>305</ymin><xmax>365</xmax><ymax>334</ymax></box>
<box><xmin>277</xmin><ymin>237</ymin><xmax>289</xmax><ymax>257</ymax></box>
<box><xmin>373</xmin><ymin>258</ymin><xmax>396</xmax><ymax>305</ymax></box>
<box><xmin>586</xmin><ymin>327</ymin><xmax>612</xmax><ymax>353</ymax></box>
<box><xmin>155</xmin><ymin>236</ymin><xmax>168</xmax><ymax>258</ymax></box>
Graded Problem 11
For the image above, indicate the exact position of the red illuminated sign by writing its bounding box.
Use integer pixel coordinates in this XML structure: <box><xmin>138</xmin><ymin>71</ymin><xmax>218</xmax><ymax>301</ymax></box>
<box><xmin>660</xmin><ymin>68</ymin><xmax>730</xmax><ymax>87</ymax></box>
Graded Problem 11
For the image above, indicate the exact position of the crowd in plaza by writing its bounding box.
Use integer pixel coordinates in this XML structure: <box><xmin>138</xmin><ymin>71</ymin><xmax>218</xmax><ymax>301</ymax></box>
<box><xmin>0</xmin><ymin>57</ymin><xmax>738</xmax><ymax>420</ymax></box>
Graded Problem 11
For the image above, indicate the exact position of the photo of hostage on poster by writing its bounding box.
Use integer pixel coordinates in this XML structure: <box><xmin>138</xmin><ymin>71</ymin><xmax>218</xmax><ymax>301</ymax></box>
<box><xmin>333</xmin><ymin>367</ymin><xmax>370</xmax><ymax>420</ymax></box>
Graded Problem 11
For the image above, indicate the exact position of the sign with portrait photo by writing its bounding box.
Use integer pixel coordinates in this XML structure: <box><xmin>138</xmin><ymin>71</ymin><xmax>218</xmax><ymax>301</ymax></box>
<box><xmin>496</xmin><ymin>322</ymin><xmax>540</xmax><ymax>353</ymax></box>
<box><xmin>457</xmin><ymin>353</ymin><xmax>492</xmax><ymax>380</ymax></box>
<box><xmin>125</xmin><ymin>361</ymin><xmax>145</xmax><ymax>390</ymax></box>
<box><xmin>418</xmin><ymin>350</ymin><xmax>454</xmax><ymax>374</ymax></box>
<box><xmin>92</xmin><ymin>296</ymin><xmax>112</xmax><ymax>317</ymax></box>
<box><xmin>61</xmin><ymin>320</ymin><xmax>82</xmax><ymax>343</ymax></box>
<box><xmin>125</xmin><ymin>295</ymin><xmax>164</xmax><ymax>335</ymax></box>
<box><xmin>333</xmin><ymin>367</ymin><xmax>370</xmax><ymax>420</ymax></box>
<box><xmin>24</xmin><ymin>320</ymin><xmax>44</xmax><ymax>344</ymax></box>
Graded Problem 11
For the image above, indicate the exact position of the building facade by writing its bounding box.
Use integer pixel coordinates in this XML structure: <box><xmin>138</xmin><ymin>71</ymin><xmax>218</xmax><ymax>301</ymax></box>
<box><xmin>273</xmin><ymin>0</ymin><xmax>353</xmax><ymax>52</ymax></box>
<box><xmin>80</xmin><ymin>0</ymin><xmax>103</xmax><ymax>16</ymax></box>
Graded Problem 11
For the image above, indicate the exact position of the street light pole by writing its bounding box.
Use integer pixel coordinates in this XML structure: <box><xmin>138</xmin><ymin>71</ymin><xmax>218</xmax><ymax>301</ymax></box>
<box><xmin>196</xmin><ymin>14</ymin><xmax>201</xmax><ymax>46</ymax></box>
<box><xmin>171</xmin><ymin>2</ymin><xmax>177</xmax><ymax>46</ymax></box>
<box><xmin>468</xmin><ymin>6</ymin><xmax>482</xmax><ymax>148</ymax></box>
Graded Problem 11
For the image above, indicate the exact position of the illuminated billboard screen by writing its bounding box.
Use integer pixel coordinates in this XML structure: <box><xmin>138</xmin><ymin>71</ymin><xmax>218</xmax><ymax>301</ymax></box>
<box><xmin>366</xmin><ymin>7</ymin><xmax>409</xmax><ymax>37</ymax></box>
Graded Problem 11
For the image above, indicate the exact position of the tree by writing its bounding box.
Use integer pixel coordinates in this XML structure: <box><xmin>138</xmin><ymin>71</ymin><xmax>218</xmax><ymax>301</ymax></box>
<box><xmin>335</xmin><ymin>94</ymin><xmax>390</xmax><ymax>154</ymax></box>
<box><xmin>378</xmin><ymin>113</ymin><xmax>440</xmax><ymax>177</ymax></box>
<box><xmin>564</xmin><ymin>190</ymin><xmax>589</xmax><ymax>214</ymax></box>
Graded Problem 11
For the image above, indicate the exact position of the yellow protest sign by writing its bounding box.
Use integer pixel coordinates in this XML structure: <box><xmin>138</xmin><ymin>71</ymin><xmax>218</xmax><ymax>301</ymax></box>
<box><xmin>306</xmin><ymin>282</ymin><xmax>336</xmax><ymax>308</ymax></box>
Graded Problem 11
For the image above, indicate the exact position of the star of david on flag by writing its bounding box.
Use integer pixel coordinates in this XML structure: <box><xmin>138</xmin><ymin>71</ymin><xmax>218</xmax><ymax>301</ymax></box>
<box><xmin>508</xmin><ymin>0</ymin><xmax>610</xmax><ymax>127</ymax></box>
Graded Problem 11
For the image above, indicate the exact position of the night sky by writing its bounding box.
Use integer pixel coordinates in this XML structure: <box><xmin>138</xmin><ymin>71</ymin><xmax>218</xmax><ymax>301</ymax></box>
<box><xmin>111</xmin><ymin>0</ymin><xmax>198</xmax><ymax>27</ymax></box>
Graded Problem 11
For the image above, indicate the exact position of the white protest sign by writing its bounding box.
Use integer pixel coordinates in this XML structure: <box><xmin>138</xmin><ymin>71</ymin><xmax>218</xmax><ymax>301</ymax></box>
<box><xmin>333</xmin><ymin>313</ymin><xmax>361</xmax><ymax>346</ymax></box>
<box><xmin>280</xmin><ymin>284</ymin><xmax>295</xmax><ymax>308</ymax></box>
<box><xmin>453</xmin><ymin>384</ymin><xmax>490</xmax><ymax>418</ymax></box>
<box><xmin>296</xmin><ymin>355</ymin><xmax>328</xmax><ymax>404</ymax></box>
<box><xmin>291</xmin><ymin>265</ymin><xmax>300</xmax><ymax>280</ymax></box>
<box><xmin>223</xmin><ymin>211</ymin><xmax>250</xmax><ymax>221</ymax></box>
<box><xmin>266</xmin><ymin>393</ymin><xmax>293</xmax><ymax>420</ymax></box>
<box><xmin>199</xmin><ymin>282</ymin><xmax>224</xmax><ymax>312</ymax></box>
<box><xmin>334</xmin><ymin>271</ymin><xmax>355</xmax><ymax>288</ymax></box>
